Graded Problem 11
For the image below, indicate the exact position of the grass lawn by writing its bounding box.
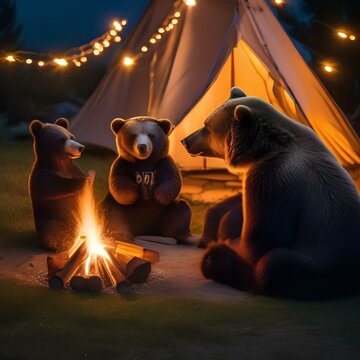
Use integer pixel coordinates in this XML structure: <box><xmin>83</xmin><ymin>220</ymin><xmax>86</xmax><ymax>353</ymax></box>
<box><xmin>0</xmin><ymin>139</ymin><xmax>360</xmax><ymax>359</ymax></box>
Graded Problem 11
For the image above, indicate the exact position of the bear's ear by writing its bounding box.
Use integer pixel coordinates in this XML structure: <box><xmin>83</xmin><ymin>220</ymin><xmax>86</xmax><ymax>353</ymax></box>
<box><xmin>230</xmin><ymin>87</ymin><xmax>247</xmax><ymax>99</ymax></box>
<box><xmin>234</xmin><ymin>105</ymin><xmax>253</xmax><ymax>123</ymax></box>
<box><xmin>111</xmin><ymin>118</ymin><xmax>127</xmax><ymax>134</ymax></box>
<box><xmin>29</xmin><ymin>120</ymin><xmax>43</xmax><ymax>137</ymax></box>
<box><xmin>55</xmin><ymin>117</ymin><xmax>69</xmax><ymax>129</ymax></box>
<box><xmin>158</xmin><ymin>119</ymin><xmax>174</xmax><ymax>136</ymax></box>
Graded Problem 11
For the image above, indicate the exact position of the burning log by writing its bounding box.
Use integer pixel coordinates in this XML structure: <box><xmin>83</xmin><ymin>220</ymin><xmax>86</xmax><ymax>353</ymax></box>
<box><xmin>49</xmin><ymin>240</ymin><xmax>88</xmax><ymax>289</ymax></box>
<box><xmin>87</xmin><ymin>259</ymin><xmax>103</xmax><ymax>293</ymax></box>
<box><xmin>115</xmin><ymin>241</ymin><xmax>159</xmax><ymax>263</ymax></box>
<box><xmin>115</xmin><ymin>253</ymin><xmax>151</xmax><ymax>284</ymax></box>
<box><xmin>98</xmin><ymin>256</ymin><xmax>131</xmax><ymax>295</ymax></box>
<box><xmin>47</xmin><ymin>252</ymin><xmax>69</xmax><ymax>279</ymax></box>
<box><xmin>70</xmin><ymin>275</ymin><xmax>88</xmax><ymax>291</ymax></box>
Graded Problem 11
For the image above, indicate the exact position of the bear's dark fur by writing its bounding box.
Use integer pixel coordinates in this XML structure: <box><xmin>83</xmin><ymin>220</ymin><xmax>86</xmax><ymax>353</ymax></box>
<box><xmin>182</xmin><ymin>87</ymin><xmax>360</xmax><ymax>299</ymax></box>
<box><xmin>101</xmin><ymin>116</ymin><xmax>191</xmax><ymax>242</ymax></box>
<box><xmin>29</xmin><ymin>118</ymin><xmax>92</xmax><ymax>251</ymax></box>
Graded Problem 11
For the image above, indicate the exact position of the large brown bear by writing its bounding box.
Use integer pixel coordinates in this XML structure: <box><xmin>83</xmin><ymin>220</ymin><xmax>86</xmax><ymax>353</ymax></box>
<box><xmin>100</xmin><ymin>116</ymin><xmax>191</xmax><ymax>243</ymax></box>
<box><xmin>29</xmin><ymin>118</ymin><xmax>95</xmax><ymax>251</ymax></box>
<box><xmin>181</xmin><ymin>87</ymin><xmax>360</xmax><ymax>299</ymax></box>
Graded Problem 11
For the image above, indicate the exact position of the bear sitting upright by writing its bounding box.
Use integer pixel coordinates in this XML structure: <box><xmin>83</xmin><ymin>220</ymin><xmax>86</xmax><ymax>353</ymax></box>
<box><xmin>29</xmin><ymin>118</ymin><xmax>95</xmax><ymax>252</ymax></box>
<box><xmin>181</xmin><ymin>87</ymin><xmax>360</xmax><ymax>299</ymax></box>
<box><xmin>101</xmin><ymin>116</ymin><xmax>191</xmax><ymax>243</ymax></box>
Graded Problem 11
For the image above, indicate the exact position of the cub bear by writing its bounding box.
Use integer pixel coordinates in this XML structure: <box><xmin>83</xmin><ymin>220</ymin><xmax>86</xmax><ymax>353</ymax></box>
<box><xmin>101</xmin><ymin>116</ymin><xmax>191</xmax><ymax>242</ymax></box>
<box><xmin>29</xmin><ymin>118</ymin><xmax>95</xmax><ymax>252</ymax></box>
<box><xmin>181</xmin><ymin>87</ymin><xmax>360</xmax><ymax>299</ymax></box>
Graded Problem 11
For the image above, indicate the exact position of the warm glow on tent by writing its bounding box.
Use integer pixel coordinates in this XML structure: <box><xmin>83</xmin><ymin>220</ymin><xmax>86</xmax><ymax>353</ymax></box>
<box><xmin>123</xmin><ymin>56</ymin><xmax>134</xmax><ymax>66</ymax></box>
<box><xmin>6</xmin><ymin>55</ymin><xmax>15</xmax><ymax>62</ymax></box>
<box><xmin>324</xmin><ymin>65</ymin><xmax>333</xmax><ymax>73</ymax></box>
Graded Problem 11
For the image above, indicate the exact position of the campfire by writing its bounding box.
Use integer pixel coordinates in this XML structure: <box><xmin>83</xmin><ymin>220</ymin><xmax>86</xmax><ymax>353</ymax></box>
<box><xmin>47</xmin><ymin>183</ymin><xmax>159</xmax><ymax>294</ymax></box>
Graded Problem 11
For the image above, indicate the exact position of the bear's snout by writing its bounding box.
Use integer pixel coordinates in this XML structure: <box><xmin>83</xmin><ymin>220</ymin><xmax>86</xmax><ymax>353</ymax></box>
<box><xmin>134</xmin><ymin>134</ymin><xmax>153</xmax><ymax>159</ymax></box>
<box><xmin>65</xmin><ymin>139</ymin><xmax>85</xmax><ymax>159</ymax></box>
<box><xmin>137</xmin><ymin>144</ymin><xmax>147</xmax><ymax>155</ymax></box>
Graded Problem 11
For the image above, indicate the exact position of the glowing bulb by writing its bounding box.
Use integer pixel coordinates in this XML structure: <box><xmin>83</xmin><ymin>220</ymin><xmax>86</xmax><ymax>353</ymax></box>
<box><xmin>169</xmin><ymin>23</ymin><xmax>174</xmax><ymax>30</ymax></box>
<box><xmin>123</xmin><ymin>56</ymin><xmax>134</xmax><ymax>66</ymax></box>
<box><xmin>74</xmin><ymin>61</ymin><xmax>81</xmax><ymax>67</ymax></box>
<box><xmin>171</xmin><ymin>19</ymin><xmax>179</xmax><ymax>25</ymax></box>
<box><xmin>155</xmin><ymin>34</ymin><xmax>161</xmax><ymax>40</ymax></box>
<box><xmin>98</xmin><ymin>45</ymin><xmax>104</xmax><ymax>52</ymax></box>
<box><xmin>141</xmin><ymin>46</ymin><xmax>148</xmax><ymax>52</ymax></box>
<box><xmin>113</xmin><ymin>21</ymin><xmax>122</xmax><ymax>31</ymax></box>
<box><xmin>324</xmin><ymin>65</ymin><xmax>333</xmax><ymax>73</ymax></box>
<box><xmin>38</xmin><ymin>61</ymin><xmax>45</xmax><ymax>67</ymax></box>
<box><xmin>103</xmin><ymin>40</ymin><xmax>110</xmax><ymax>47</ymax></box>
<box><xmin>150</xmin><ymin>38</ymin><xmax>156</xmax><ymax>44</ymax></box>
<box><xmin>114</xmin><ymin>36</ymin><xmax>121</xmax><ymax>42</ymax></box>
<box><xmin>174</xmin><ymin>12</ymin><xmax>181</xmax><ymax>18</ymax></box>
<box><xmin>349</xmin><ymin>35</ymin><xmax>356</xmax><ymax>41</ymax></box>
<box><xmin>110</xmin><ymin>29</ymin><xmax>117</xmax><ymax>36</ymax></box>
<box><xmin>80</xmin><ymin>56</ymin><xmax>87</xmax><ymax>63</ymax></box>
<box><xmin>26</xmin><ymin>58</ymin><xmax>33</xmax><ymax>64</ymax></box>
<box><xmin>6</xmin><ymin>55</ymin><xmax>15</xmax><ymax>62</ymax></box>
<box><xmin>54</xmin><ymin>58</ymin><xmax>68</xmax><ymax>66</ymax></box>
<box><xmin>93</xmin><ymin>49</ymin><xmax>100</xmax><ymax>55</ymax></box>
<box><xmin>337</xmin><ymin>31</ymin><xmax>347</xmax><ymax>39</ymax></box>
<box><xmin>185</xmin><ymin>0</ymin><xmax>196</xmax><ymax>6</ymax></box>
<box><xmin>165</xmin><ymin>26</ymin><xmax>170</xmax><ymax>31</ymax></box>
<box><xmin>94</xmin><ymin>42</ymin><xmax>102</xmax><ymax>50</ymax></box>
<box><xmin>121</xmin><ymin>20</ymin><xmax>127</xmax><ymax>26</ymax></box>
<box><xmin>274</xmin><ymin>0</ymin><xmax>284</xmax><ymax>5</ymax></box>
<box><xmin>158</xmin><ymin>27</ymin><xmax>165</xmax><ymax>34</ymax></box>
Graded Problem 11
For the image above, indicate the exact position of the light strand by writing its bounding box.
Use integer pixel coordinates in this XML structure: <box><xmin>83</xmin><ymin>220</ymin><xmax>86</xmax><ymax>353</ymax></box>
<box><xmin>122</xmin><ymin>0</ymin><xmax>196</xmax><ymax>67</ymax></box>
<box><xmin>1</xmin><ymin>19</ymin><xmax>127</xmax><ymax>68</ymax></box>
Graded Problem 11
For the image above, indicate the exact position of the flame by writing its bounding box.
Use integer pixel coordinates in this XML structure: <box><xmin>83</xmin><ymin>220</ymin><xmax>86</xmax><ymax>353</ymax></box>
<box><xmin>71</xmin><ymin>181</ymin><xmax>109</xmax><ymax>277</ymax></box>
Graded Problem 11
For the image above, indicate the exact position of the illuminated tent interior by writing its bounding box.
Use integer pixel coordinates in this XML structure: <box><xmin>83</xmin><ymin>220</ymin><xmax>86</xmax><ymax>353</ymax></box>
<box><xmin>71</xmin><ymin>0</ymin><xmax>360</xmax><ymax>170</ymax></box>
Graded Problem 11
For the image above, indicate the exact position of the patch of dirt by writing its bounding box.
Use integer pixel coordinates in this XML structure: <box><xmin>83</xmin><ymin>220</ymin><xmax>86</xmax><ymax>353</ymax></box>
<box><xmin>0</xmin><ymin>238</ymin><xmax>245</xmax><ymax>301</ymax></box>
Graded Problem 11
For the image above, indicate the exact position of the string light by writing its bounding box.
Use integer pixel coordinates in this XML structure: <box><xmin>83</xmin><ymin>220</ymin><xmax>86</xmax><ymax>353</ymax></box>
<box><xmin>337</xmin><ymin>31</ymin><xmax>347</xmax><ymax>39</ymax></box>
<box><xmin>185</xmin><ymin>0</ymin><xmax>196</xmax><ymax>6</ymax></box>
<box><xmin>1</xmin><ymin>18</ymin><xmax>127</xmax><ymax>69</ymax></box>
<box><xmin>158</xmin><ymin>27</ymin><xmax>165</xmax><ymax>34</ymax></box>
<box><xmin>171</xmin><ymin>19</ymin><xmax>179</xmax><ymax>25</ymax></box>
<box><xmin>273</xmin><ymin>0</ymin><xmax>284</xmax><ymax>5</ymax></box>
<box><xmin>123</xmin><ymin>56</ymin><xmax>134</xmax><ymax>66</ymax></box>
<box><xmin>155</xmin><ymin>34</ymin><xmax>162</xmax><ymax>40</ymax></box>
<box><xmin>174</xmin><ymin>12</ymin><xmax>181</xmax><ymax>18</ymax></box>
<box><xmin>324</xmin><ymin>65</ymin><xmax>333</xmax><ymax>73</ymax></box>
<box><xmin>150</xmin><ymin>38</ymin><xmax>156</xmax><ymax>44</ymax></box>
<box><xmin>141</xmin><ymin>46</ymin><xmax>148</xmax><ymax>52</ymax></box>
<box><xmin>349</xmin><ymin>35</ymin><xmax>356</xmax><ymax>41</ymax></box>
<box><xmin>6</xmin><ymin>55</ymin><xmax>15</xmax><ymax>62</ymax></box>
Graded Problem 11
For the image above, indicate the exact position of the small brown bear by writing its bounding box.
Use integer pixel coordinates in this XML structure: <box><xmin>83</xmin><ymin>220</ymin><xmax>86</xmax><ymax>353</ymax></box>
<box><xmin>182</xmin><ymin>87</ymin><xmax>360</xmax><ymax>299</ymax></box>
<box><xmin>100</xmin><ymin>116</ymin><xmax>191</xmax><ymax>243</ymax></box>
<box><xmin>29</xmin><ymin>118</ymin><xmax>95</xmax><ymax>252</ymax></box>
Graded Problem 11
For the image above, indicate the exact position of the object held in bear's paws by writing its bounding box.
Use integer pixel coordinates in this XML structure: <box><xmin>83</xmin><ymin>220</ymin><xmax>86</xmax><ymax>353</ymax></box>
<box><xmin>202</xmin><ymin>243</ymin><xmax>253</xmax><ymax>291</ymax></box>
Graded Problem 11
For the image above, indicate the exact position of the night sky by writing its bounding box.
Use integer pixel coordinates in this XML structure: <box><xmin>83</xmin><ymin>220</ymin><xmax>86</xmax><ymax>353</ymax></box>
<box><xmin>16</xmin><ymin>0</ymin><xmax>150</xmax><ymax>51</ymax></box>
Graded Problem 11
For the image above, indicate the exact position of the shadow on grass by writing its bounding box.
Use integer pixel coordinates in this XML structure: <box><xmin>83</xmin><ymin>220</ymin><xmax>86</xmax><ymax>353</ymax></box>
<box><xmin>0</xmin><ymin>228</ymin><xmax>42</xmax><ymax>250</ymax></box>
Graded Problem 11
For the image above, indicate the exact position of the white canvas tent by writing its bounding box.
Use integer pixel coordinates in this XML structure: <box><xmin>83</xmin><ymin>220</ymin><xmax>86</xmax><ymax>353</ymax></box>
<box><xmin>71</xmin><ymin>0</ymin><xmax>360</xmax><ymax>170</ymax></box>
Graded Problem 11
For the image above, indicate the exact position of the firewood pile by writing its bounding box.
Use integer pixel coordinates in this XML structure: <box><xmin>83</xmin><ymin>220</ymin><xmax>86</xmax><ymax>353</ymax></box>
<box><xmin>47</xmin><ymin>236</ymin><xmax>159</xmax><ymax>294</ymax></box>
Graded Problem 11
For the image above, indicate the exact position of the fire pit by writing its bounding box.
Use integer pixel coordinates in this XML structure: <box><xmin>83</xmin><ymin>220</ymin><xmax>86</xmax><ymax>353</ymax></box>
<box><xmin>46</xmin><ymin>183</ymin><xmax>159</xmax><ymax>294</ymax></box>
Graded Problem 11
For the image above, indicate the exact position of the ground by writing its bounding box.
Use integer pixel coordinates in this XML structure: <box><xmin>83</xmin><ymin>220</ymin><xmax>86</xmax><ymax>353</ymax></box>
<box><xmin>1</xmin><ymin>139</ymin><xmax>360</xmax><ymax>359</ymax></box>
